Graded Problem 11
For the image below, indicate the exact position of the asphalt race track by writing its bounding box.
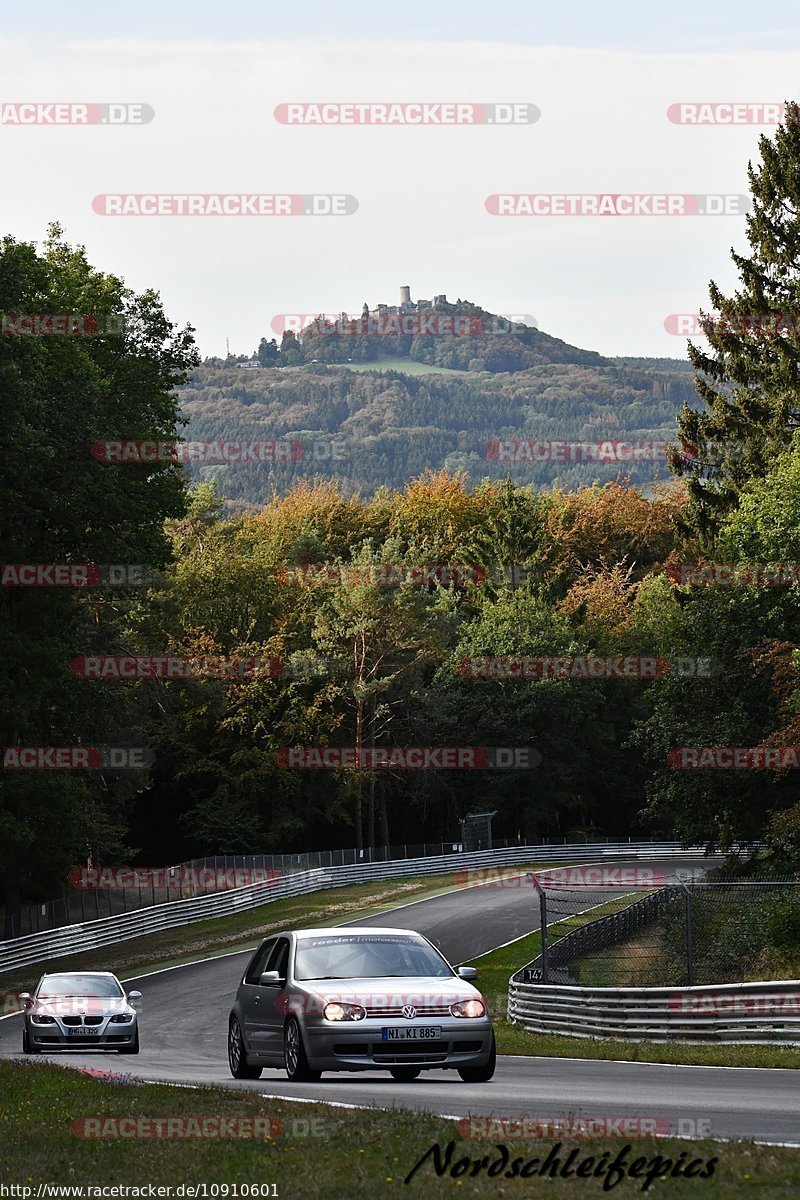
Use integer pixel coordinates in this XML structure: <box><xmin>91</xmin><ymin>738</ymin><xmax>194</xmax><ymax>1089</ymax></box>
<box><xmin>3</xmin><ymin>857</ymin><xmax>799</xmax><ymax>1145</ymax></box>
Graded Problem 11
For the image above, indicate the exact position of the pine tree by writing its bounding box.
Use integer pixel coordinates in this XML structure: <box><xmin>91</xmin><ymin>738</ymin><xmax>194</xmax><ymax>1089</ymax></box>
<box><xmin>673</xmin><ymin>100</ymin><xmax>800</xmax><ymax>539</ymax></box>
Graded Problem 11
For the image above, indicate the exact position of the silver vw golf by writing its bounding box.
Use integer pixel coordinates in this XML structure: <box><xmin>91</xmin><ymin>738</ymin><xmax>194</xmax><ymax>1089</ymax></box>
<box><xmin>20</xmin><ymin>971</ymin><xmax>141</xmax><ymax>1054</ymax></box>
<box><xmin>228</xmin><ymin>926</ymin><xmax>495</xmax><ymax>1082</ymax></box>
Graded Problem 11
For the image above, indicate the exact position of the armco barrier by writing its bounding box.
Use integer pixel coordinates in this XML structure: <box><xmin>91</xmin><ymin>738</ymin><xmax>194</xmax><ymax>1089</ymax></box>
<box><xmin>0</xmin><ymin>841</ymin><xmax>706</xmax><ymax>973</ymax></box>
<box><xmin>507</xmin><ymin>977</ymin><xmax>800</xmax><ymax>1044</ymax></box>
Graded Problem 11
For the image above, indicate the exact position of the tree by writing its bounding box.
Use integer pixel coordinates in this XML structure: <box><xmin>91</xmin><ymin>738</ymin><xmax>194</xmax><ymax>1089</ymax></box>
<box><xmin>0</xmin><ymin>226</ymin><xmax>198</xmax><ymax>931</ymax></box>
<box><xmin>257</xmin><ymin>337</ymin><xmax>279</xmax><ymax>366</ymax></box>
<box><xmin>674</xmin><ymin>100</ymin><xmax>800</xmax><ymax>538</ymax></box>
<box><xmin>307</xmin><ymin>543</ymin><xmax>453</xmax><ymax>849</ymax></box>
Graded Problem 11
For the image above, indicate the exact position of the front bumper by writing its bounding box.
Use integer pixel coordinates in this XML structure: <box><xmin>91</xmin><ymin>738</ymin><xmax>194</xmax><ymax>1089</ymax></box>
<box><xmin>26</xmin><ymin>1017</ymin><xmax>137</xmax><ymax>1050</ymax></box>
<box><xmin>303</xmin><ymin>1018</ymin><xmax>493</xmax><ymax>1070</ymax></box>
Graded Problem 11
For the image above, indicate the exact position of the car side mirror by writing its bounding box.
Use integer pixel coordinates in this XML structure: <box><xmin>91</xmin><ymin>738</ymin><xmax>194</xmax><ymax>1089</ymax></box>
<box><xmin>457</xmin><ymin>966</ymin><xmax>477</xmax><ymax>980</ymax></box>
<box><xmin>18</xmin><ymin>992</ymin><xmax>32</xmax><ymax>1008</ymax></box>
<box><xmin>128</xmin><ymin>990</ymin><xmax>142</xmax><ymax>1000</ymax></box>
<box><xmin>260</xmin><ymin>970</ymin><xmax>284</xmax><ymax>986</ymax></box>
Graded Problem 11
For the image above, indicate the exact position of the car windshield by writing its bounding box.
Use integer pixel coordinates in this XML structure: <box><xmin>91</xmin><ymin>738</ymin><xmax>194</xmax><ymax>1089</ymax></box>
<box><xmin>294</xmin><ymin>935</ymin><xmax>453</xmax><ymax>980</ymax></box>
<box><xmin>37</xmin><ymin>974</ymin><xmax>123</xmax><ymax>998</ymax></box>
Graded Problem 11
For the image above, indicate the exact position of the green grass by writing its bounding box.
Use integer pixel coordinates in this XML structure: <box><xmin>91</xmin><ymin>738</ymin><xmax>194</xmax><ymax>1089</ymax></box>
<box><xmin>464</xmin><ymin>897</ymin><xmax>800</xmax><ymax>1069</ymax></box>
<box><xmin>336</xmin><ymin>357</ymin><xmax>467</xmax><ymax>376</ymax></box>
<box><xmin>1</xmin><ymin>1060</ymin><xmax>798</xmax><ymax>1196</ymax></box>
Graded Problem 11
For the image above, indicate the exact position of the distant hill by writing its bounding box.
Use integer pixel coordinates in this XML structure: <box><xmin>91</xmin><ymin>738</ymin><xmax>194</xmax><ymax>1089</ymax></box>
<box><xmin>180</xmin><ymin>301</ymin><xmax>698</xmax><ymax>504</ymax></box>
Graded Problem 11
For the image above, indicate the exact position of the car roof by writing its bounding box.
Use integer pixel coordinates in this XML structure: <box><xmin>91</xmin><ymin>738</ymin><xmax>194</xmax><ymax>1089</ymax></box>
<box><xmin>38</xmin><ymin>971</ymin><xmax>122</xmax><ymax>985</ymax></box>
<box><xmin>290</xmin><ymin>927</ymin><xmax>426</xmax><ymax>939</ymax></box>
<box><xmin>41</xmin><ymin>970</ymin><xmax>118</xmax><ymax>977</ymax></box>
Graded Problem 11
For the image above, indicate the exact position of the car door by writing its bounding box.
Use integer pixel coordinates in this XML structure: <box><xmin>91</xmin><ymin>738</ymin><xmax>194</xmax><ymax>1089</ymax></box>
<box><xmin>239</xmin><ymin>938</ymin><xmax>275</xmax><ymax>1054</ymax></box>
<box><xmin>258</xmin><ymin>937</ymin><xmax>291</xmax><ymax>1059</ymax></box>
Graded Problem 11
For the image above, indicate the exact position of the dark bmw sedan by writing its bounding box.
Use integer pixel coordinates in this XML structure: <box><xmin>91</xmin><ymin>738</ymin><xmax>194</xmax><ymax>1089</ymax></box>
<box><xmin>228</xmin><ymin>926</ymin><xmax>495</xmax><ymax>1083</ymax></box>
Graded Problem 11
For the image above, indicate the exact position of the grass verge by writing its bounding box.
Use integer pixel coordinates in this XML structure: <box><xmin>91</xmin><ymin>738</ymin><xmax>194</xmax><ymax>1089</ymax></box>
<box><xmin>1</xmin><ymin>1059</ymin><xmax>797</xmax><ymax>1197</ymax></box>
<box><xmin>337</xmin><ymin>357</ymin><xmax>466</xmax><ymax>375</ymax></box>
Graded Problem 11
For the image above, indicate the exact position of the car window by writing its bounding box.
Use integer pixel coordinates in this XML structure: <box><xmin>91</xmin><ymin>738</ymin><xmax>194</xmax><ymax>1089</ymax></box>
<box><xmin>294</xmin><ymin>935</ymin><xmax>453</xmax><ymax>980</ymax></box>
<box><xmin>244</xmin><ymin>939</ymin><xmax>276</xmax><ymax>985</ymax></box>
<box><xmin>265</xmin><ymin>938</ymin><xmax>289</xmax><ymax>981</ymax></box>
<box><xmin>37</xmin><ymin>974</ymin><xmax>123</xmax><ymax>998</ymax></box>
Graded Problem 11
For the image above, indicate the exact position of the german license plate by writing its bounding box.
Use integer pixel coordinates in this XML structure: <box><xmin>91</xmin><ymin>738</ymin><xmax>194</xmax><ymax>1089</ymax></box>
<box><xmin>67</xmin><ymin>1027</ymin><xmax>100</xmax><ymax>1036</ymax></box>
<box><xmin>381</xmin><ymin>1026</ymin><xmax>441</xmax><ymax>1041</ymax></box>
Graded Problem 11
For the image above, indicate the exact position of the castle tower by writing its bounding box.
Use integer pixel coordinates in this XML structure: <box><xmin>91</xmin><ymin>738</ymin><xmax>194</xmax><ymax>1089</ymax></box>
<box><xmin>400</xmin><ymin>285</ymin><xmax>412</xmax><ymax>306</ymax></box>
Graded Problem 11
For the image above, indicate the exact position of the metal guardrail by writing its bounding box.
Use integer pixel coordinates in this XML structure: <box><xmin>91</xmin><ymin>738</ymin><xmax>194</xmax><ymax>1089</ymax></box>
<box><xmin>5</xmin><ymin>835</ymin><xmax>665</xmax><ymax>938</ymax></box>
<box><xmin>507</xmin><ymin>977</ymin><xmax>800</xmax><ymax>1044</ymax></box>
<box><xmin>0</xmin><ymin>841</ymin><xmax>704</xmax><ymax>972</ymax></box>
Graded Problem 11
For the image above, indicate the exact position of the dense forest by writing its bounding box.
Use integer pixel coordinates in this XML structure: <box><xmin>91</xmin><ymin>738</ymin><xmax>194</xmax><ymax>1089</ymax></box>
<box><xmin>182</xmin><ymin>312</ymin><xmax>698</xmax><ymax>501</ymax></box>
<box><xmin>5</xmin><ymin>106</ymin><xmax>800</xmax><ymax>925</ymax></box>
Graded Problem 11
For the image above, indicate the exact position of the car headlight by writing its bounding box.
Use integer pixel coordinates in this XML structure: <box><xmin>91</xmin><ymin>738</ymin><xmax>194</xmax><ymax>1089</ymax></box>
<box><xmin>450</xmin><ymin>999</ymin><xmax>486</xmax><ymax>1019</ymax></box>
<box><xmin>30</xmin><ymin>1014</ymin><xmax>56</xmax><ymax>1024</ymax></box>
<box><xmin>109</xmin><ymin>1013</ymin><xmax>133</xmax><ymax>1023</ymax></box>
<box><xmin>323</xmin><ymin>1002</ymin><xmax>366</xmax><ymax>1022</ymax></box>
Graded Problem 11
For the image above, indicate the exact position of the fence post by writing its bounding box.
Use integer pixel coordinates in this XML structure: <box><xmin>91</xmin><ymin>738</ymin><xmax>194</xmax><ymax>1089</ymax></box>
<box><xmin>682</xmin><ymin>883</ymin><xmax>694</xmax><ymax>986</ymax></box>
<box><xmin>531</xmin><ymin>874</ymin><xmax>549</xmax><ymax>984</ymax></box>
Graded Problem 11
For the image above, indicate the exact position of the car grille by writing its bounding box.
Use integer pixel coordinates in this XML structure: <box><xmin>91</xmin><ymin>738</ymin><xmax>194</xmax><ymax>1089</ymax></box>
<box><xmin>61</xmin><ymin>1016</ymin><xmax>104</xmax><ymax>1026</ymax></box>
<box><xmin>333</xmin><ymin>1043</ymin><xmax>369</xmax><ymax>1056</ymax></box>
<box><xmin>62</xmin><ymin>1017</ymin><xmax>82</xmax><ymax>1027</ymax></box>
<box><xmin>371</xmin><ymin>1040</ymin><xmax>449</xmax><ymax>1063</ymax></box>
<box><xmin>362</xmin><ymin>1003</ymin><xmax>452</xmax><ymax>1018</ymax></box>
<box><xmin>84</xmin><ymin>1016</ymin><xmax>103</xmax><ymax>1026</ymax></box>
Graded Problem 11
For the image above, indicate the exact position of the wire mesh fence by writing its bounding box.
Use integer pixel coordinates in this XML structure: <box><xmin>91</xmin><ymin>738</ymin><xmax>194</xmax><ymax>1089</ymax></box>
<box><xmin>2</xmin><ymin>833</ymin><xmax>617</xmax><ymax>939</ymax></box>
<box><xmin>525</xmin><ymin>879</ymin><xmax>800</xmax><ymax>988</ymax></box>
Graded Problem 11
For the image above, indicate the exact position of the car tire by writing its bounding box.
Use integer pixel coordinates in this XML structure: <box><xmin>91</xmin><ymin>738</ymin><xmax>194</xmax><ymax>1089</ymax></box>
<box><xmin>22</xmin><ymin>1025</ymin><xmax>38</xmax><ymax>1055</ymax></box>
<box><xmin>284</xmin><ymin>1017</ymin><xmax>321</xmax><ymax>1082</ymax></box>
<box><xmin>389</xmin><ymin>1066</ymin><xmax>421</xmax><ymax>1082</ymax></box>
<box><xmin>228</xmin><ymin>1016</ymin><xmax>262</xmax><ymax>1079</ymax></box>
<box><xmin>457</xmin><ymin>1031</ymin><xmax>496</xmax><ymax>1082</ymax></box>
<box><xmin>118</xmin><ymin>1030</ymin><xmax>140</xmax><ymax>1055</ymax></box>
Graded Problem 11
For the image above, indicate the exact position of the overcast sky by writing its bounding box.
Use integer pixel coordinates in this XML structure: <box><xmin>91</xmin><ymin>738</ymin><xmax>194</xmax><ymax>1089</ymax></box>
<box><xmin>2</xmin><ymin>2</ymin><xmax>798</xmax><ymax>358</ymax></box>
